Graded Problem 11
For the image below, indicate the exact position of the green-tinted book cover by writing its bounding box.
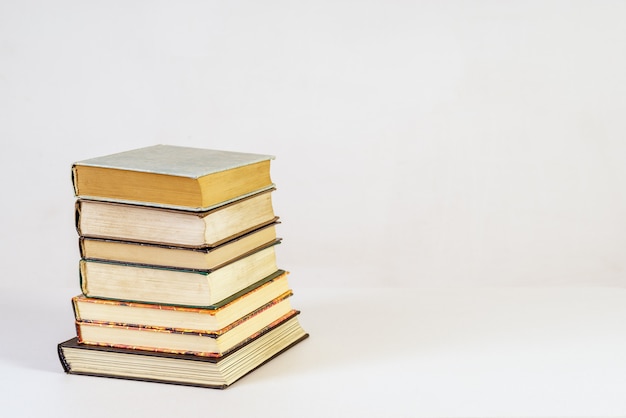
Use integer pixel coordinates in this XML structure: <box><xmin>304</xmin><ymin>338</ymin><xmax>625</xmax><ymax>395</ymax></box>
<box><xmin>73</xmin><ymin>145</ymin><xmax>274</xmax><ymax>178</ymax></box>
<box><xmin>79</xmin><ymin>267</ymin><xmax>287</xmax><ymax>309</ymax></box>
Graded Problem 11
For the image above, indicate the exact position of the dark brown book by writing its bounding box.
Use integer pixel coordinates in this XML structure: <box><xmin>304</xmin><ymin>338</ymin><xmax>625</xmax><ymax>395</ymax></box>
<box><xmin>58</xmin><ymin>314</ymin><xmax>308</xmax><ymax>389</ymax></box>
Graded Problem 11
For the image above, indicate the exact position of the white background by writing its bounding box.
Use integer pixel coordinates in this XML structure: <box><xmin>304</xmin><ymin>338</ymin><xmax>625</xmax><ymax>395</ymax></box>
<box><xmin>2</xmin><ymin>0</ymin><xmax>626</xmax><ymax>290</ymax></box>
<box><xmin>2</xmin><ymin>1</ymin><xmax>626</xmax><ymax>416</ymax></box>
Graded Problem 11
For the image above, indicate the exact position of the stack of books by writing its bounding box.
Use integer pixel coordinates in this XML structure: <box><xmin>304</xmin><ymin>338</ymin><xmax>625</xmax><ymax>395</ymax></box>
<box><xmin>57</xmin><ymin>145</ymin><xmax>308</xmax><ymax>389</ymax></box>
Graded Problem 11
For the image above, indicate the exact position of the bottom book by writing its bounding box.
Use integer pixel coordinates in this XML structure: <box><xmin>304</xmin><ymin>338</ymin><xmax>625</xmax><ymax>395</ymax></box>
<box><xmin>58</xmin><ymin>315</ymin><xmax>308</xmax><ymax>389</ymax></box>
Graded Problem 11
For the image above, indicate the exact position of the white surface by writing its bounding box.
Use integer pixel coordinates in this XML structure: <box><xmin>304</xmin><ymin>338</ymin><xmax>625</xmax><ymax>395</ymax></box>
<box><xmin>2</xmin><ymin>286</ymin><xmax>626</xmax><ymax>417</ymax></box>
<box><xmin>1</xmin><ymin>1</ymin><xmax>626</xmax><ymax>289</ymax></box>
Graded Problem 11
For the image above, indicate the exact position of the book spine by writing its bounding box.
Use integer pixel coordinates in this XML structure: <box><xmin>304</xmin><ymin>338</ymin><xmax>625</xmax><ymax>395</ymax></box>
<box><xmin>74</xmin><ymin>321</ymin><xmax>83</xmax><ymax>342</ymax></box>
<box><xmin>71</xmin><ymin>164</ymin><xmax>79</xmax><ymax>196</ymax></box>
<box><xmin>78</xmin><ymin>237</ymin><xmax>86</xmax><ymax>259</ymax></box>
<box><xmin>74</xmin><ymin>200</ymin><xmax>82</xmax><ymax>236</ymax></box>
<box><xmin>71</xmin><ymin>297</ymin><xmax>81</xmax><ymax>321</ymax></box>
<box><xmin>57</xmin><ymin>343</ymin><xmax>71</xmax><ymax>373</ymax></box>
<box><xmin>79</xmin><ymin>262</ymin><xmax>89</xmax><ymax>297</ymax></box>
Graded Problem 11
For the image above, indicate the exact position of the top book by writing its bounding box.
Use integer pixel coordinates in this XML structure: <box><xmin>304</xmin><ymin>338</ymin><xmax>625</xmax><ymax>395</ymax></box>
<box><xmin>72</xmin><ymin>145</ymin><xmax>275</xmax><ymax>211</ymax></box>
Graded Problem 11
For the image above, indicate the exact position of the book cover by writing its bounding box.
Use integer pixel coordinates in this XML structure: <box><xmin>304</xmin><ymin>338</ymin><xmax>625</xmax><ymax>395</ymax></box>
<box><xmin>72</xmin><ymin>145</ymin><xmax>275</xmax><ymax>211</ymax></box>
<box><xmin>73</xmin><ymin>145</ymin><xmax>274</xmax><ymax>178</ymax></box>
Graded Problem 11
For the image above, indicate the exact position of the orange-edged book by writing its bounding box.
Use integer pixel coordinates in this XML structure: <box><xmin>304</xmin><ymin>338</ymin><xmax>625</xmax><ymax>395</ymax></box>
<box><xmin>58</xmin><ymin>314</ymin><xmax>309</xmax><ymax>389</ymax></box>
<box><xmin>73</xmin><ymin>271</ymin><xmax>292</xmax><ymax>332</ymax></box>
<box><xmin>72</xmin><ymin>145</ymin><xmax>275</xmax><ymax>211</ymax></box>
<box><xmin>76</xmin><ymin>295</ymin><xmax>296</xmax><ymax>357</ymax></box>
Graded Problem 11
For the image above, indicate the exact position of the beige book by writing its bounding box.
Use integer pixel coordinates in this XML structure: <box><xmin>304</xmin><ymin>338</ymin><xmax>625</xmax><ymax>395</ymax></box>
<box><xmin>80</xmin><ymin>222</ymin><xmax>279</xmax><ymax>270</ymax></box>
<box><xmin>80</xmin><ymin>246</ymin><xmax>280</xmax><ymax>307</ymax></box>
<box><xmin>76</xmin><ymin>188</ymin><xmax>277</xmax><ymax>248</ymax></box>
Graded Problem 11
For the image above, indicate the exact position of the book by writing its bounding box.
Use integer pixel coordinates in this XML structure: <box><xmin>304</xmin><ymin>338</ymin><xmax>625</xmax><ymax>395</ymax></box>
<box><xmin>72</xmin><ymin>145</ymin><xmax>275</xmax><ymax>211</ymax></box>
<box><xmin>80</xmin><ymin>247</ymin><xmax>281</xmax><ymax>307</ymax></box>
<box><xmin>58</xmin><ymin>315</ymin><xmax>309</xmax><ymax>389</ymax></box>
<box><xmin>79</xmin><ymin>222</ymin><xmax>280</xmax><ymax>271</ymax></box>
<box><xmin>76</xmin><ymin>298</ymin><xmax>296</xmax><ymax>357</ymax></box>
<box><xmin>76</xmin><ymin>188</ymin><xmax>277</xmax><ymax>248</ymax></box>
<box><xmin>72</xmin><ymin>271</ymin><xmax>292</xmax><ymax>331</ymax></box>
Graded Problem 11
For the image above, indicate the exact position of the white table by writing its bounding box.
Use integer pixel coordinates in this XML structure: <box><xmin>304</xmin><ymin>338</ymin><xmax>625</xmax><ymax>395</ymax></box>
<box><xmin>2</xmin><ymin>286</ymin><xmax>626</xmax><ymax>417</ymax></box>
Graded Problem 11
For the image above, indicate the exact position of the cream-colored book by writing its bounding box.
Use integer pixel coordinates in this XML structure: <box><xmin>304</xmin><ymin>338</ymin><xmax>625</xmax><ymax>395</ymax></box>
<box><xmin>80</xmin><ymin>222</ymin><xmax>279</xmax><ymax>270</ymax></box>
<box><xmin>80</xmin><ymin>246</ymin><xmax>281</xmax><ymax>307</ymax></box>
<box><xmin>76</xmin><ymin>188</ymin><xmax>277</xmax><ymax>248</ymax></box>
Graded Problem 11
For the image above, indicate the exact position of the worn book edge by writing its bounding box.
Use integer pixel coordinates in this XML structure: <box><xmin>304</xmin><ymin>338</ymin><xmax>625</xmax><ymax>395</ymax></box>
<box><xmin>79</xmin><ymin>269</ymin><xmax>287</xmax><ymax>310</ymax></box>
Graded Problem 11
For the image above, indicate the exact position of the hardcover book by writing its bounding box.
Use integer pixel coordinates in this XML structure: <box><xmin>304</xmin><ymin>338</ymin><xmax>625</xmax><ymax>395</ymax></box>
<box><xmin>72</xmin><ymin>271</ymin><xmax>292</xmax><ymax>331</ymax></box>
<box><xmin>72</xmin><ymin>145</ymin><xmax>275</xmax><ymax>211</ymax></box>
<box><xmin>76</xmin><ymin>299</ymin><xmax>297</xmax><ymax>357</ymax></box>
<box><xmin>58</xmin><ymin>315</ymin><xmax>309</xmax><ymax>389</ymax></box>
<box><xmin>79</xmin><ymin>222</ymin><xmax>280</xmax><ymax>270</ymax></box>
<box><xmin>80</xmin><ymin>247</ymin><xmax>281</xmax><ymax>307</ymax></box>
<box><xmin>76</xmin><ymin>188</ymin><xmax>277</xmax><ymax>248</ymax></box>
